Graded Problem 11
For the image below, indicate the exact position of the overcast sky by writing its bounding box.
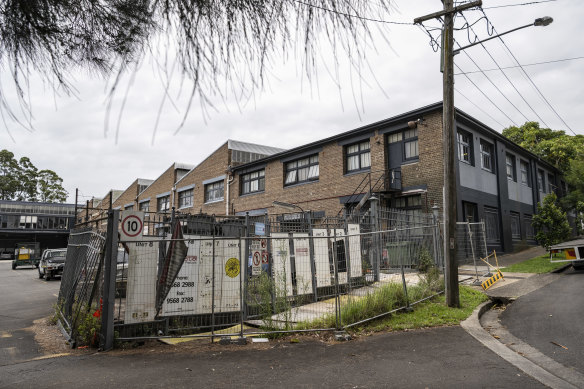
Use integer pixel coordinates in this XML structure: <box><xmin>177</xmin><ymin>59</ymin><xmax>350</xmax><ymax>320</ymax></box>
<box><xmin>1</xmin><ymin>0</ymin><xmax>581</xmax><ymax>204</ymax></box>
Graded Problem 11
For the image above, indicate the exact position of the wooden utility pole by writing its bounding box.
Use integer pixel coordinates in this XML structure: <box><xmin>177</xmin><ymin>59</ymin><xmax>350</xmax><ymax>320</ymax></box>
<box><xmin>415</xmin><ymin>0</ymin><xmax>481</xmax><ymax>308</ymax></box>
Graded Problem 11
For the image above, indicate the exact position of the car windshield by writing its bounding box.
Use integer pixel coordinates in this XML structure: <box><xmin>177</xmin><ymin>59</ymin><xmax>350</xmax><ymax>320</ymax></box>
<box><xmin>117</xmin><ymin>250</ymin><xmax>128</xmax><ymax>264</ymax></box>
<box><xmin>48</xmin><ymin>251</ymin><xmax>67</xmax><ymax>259</ymax></box>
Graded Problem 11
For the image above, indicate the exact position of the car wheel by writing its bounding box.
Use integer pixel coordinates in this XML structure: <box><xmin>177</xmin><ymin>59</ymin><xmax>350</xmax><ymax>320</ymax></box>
<box><xmin>38</xmin><ymin>269</ymin><xmax>44</xmax><ymax>279</ymax></box>
<box><xmin>45</xmin><ymin>273</ymin><xmax>51</xmax><ymax>281</ymax></box>
<box><xmin>12</xmin><ymin>262</ymin><xmax>16</xmax><ymax>270</ymax></box>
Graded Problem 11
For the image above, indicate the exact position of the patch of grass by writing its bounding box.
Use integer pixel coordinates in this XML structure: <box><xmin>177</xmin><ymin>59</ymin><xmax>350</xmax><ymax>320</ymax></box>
<box><xmin>364</xmin><ymin>286</ymin><xmax>487</xmax><ymax>332</ymax></box>
<box><xmin>501</xmin><ymin>254</ymin><xmax>566</xmax><ymax>274</ymax></box>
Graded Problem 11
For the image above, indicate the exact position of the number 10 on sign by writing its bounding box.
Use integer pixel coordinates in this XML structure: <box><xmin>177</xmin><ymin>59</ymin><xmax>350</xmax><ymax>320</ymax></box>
<box><xmin>120</xmin><ymin>211</ymin><xmax>144</xmax><ymax>241</ymax></box>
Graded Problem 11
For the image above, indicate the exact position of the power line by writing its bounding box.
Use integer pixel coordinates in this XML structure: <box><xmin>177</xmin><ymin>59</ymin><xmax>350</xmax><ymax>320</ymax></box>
<box><xmin>456</xmin><ymin>41</ymin><xmax>528</xmax><ymax>123</ymax></box>
<box><xmin>455</xmin><ymin>56</ymin><xmax>584</xmax><ymax>74</ymax></box>
<box><xmin>483</xmin><ymin>0</ymin><xmax>557</xmax><ymax>10</ymax></box>
<box><xmin>480</xmin><ymin>8</ymin><xmax>576</xmax><ymax>134</ymax></box>
<box><xmin>455</xmin><ymin>62</ymin><xmax>517</xmax><ymax>125</ymax></box>
<box><xmin>293</xmin><ymin>1</ymin><xmax>413</xmax><ymax>25</ymax></box>
<box><xmin>458</xmin><ymin>12</ymin><xmax>550</xmax><ymax>127</ymax></box>
<box><xmin>455</xmin><ymin>87</ymin><xmax>505</xmax><ymax>128</ymax></box>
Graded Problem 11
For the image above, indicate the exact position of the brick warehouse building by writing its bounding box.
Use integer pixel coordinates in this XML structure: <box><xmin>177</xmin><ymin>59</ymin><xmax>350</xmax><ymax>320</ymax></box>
<box><xmin>81</xmin><ymin>102</ymin><xmax>563</xmax><ymax>254</ymax></box>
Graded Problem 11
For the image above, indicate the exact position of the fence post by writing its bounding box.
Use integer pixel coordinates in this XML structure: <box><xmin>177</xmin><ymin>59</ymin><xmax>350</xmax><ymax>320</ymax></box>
<box><xmin>100</xmin><ymin>209</ymin><xmax>119</xmax><ymax>351</ymax></box>
<box><xmin>370</xmin><ymin>196</ymin><xmax>380</xmax><ymax>282</ymax></box>
<box><xmin>241</xmin><ymin>212</ymin><xmax>249</xmax><ymax>337</ymax></box>
<box><xmin>343</xmin><ymin>209</ymin><xmax>352</xmax><ymax>295</ymax></box>
<box><xmin>307</xmin><ymin>212</ymin><xmax>318</xmax><ymax>302</ymax></box>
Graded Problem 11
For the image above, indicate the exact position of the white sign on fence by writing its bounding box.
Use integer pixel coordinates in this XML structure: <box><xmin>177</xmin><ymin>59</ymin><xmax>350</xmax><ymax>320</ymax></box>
<box><xmin>125</xmin><ymin>238</ymin><xmax>160</xmax><ymax>324</ymax></box>
<box><xmin>120</xmin><ymin>211</ymin><xmax>144</xmax><ymax>241</ymax></box>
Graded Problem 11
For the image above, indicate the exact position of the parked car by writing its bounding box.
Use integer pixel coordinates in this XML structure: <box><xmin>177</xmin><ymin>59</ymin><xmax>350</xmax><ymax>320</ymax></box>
<box><xmin>38</xmin><ymin>248</ymin><xmax>67</xmax><ymax>281</ymax></box>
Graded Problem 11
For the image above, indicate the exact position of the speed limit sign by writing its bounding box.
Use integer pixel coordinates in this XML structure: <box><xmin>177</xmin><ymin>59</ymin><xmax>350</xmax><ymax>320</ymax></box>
<box><xmin>121</xmin><ymin>211</ymin><xmax>144</xmax><ymax>241</ymax></box>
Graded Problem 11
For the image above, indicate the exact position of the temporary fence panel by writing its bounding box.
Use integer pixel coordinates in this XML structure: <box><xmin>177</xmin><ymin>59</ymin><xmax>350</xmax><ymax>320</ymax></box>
<box><xmin>219</xmin><ymin>238</ymin><xmax>244</xmax><ymax>312</ymax></box>
<box><xmin>271</xmin><ymin>232</ymin><xmax>294</xmax><ymax>297</ymax></box>
<box><xmin>332</xmin><ymin>228</ymin><xmax>348</xmax><ymax>285</ymax></box>
<box><xmin>159</xmin><ymin>236</ymin><xmax>201</xmax><ymax>316</ymax></box>
<box><xmin>125</xmin><ymin>239</ymin><xmax>160</xmax><ymax>324</ymax></box>
<box><xmin>347</xmin><ymin>224</ymin><xmax>364</xmax><ymax>279</ymax></box>
<box><xmin>312</xmin><ymin>229</ymin><xmax>332</xmax><ymax>288</ymax></box>
<box><xmin>292</xmin><ymin>233</ymin><xmax>313</xmax><ymax>295</ymax></box>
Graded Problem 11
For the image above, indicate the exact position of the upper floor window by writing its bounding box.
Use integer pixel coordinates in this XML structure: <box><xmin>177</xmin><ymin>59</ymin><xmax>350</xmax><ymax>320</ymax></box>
<box><xmin>285</xmin><ymin>155</ymin><xmax>319</xmax><ymax>186</ymax></box>
<box><xmin>139</xmin><ymin>201</ymin><xmax>150</xmax><ymax>212</ymax></box>
<box><xmin>241</xmin><ymin>169</ymin><xmax>265</xmax><ymax>195</ymax></box>
<box><xmin>403</xmin><ymin>128</ymin><xmax>419</xmax><ymax>160</ymax></box>
<box><xmin>346</xmin><ymin>141</ymin><xmax>371</xmax><ymax>173</ymax></box>
<box><xmin>547</xmin><ymin>174</ymin><xmax>555</xmax><ymax>194</ymax></box>
<box><xmin>506</xmin><ymin>154</ymin><xmax>516</xmax><ymax>181</ymax></box>
<box><xmin>124</xmin><ymin>204</ymin><xmax>134</xmax><ymax>211</ymax></box>
<box><xmin>520</xmin><ymin>160</ymin><xmax>530</xmax><ymax>187</ymax></box>
<box><xmin>205</xmin><ymin>181</ymin><xmax>224</xmax><ymax>203</ymax></box>
<box><xmin>157</xmin><ymin>195</ymin><xmax>170</xmax><ymax>212</ymax></box>
<box><xmin>480</xmin><ymin>140</ymin><xmax>493</xmax><ymax>172</ymax></box>
<box><xmin>178</xmin><ymin>189</ymin><xmax>193</xmax><ymax>209</ymax></box>
<box><xmin>537</xmin><ymin>170</ymin><xmax>545</xmax><ymax>192</ymax></box>
<box><xmin>457</xmin><ymin>131</ymin><xmax>472</xmax><ymax>164</ymax></box>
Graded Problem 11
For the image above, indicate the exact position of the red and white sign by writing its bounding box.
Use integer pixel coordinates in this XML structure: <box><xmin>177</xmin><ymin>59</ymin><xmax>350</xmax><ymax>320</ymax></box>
<box><xmin>120</xmin><ymin>211</ymin><xmax>144</xmax><ymax>241</ymax></box>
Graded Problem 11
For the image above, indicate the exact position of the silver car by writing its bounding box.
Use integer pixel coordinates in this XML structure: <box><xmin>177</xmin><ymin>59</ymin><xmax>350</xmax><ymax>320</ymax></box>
<box><xmin>38</xmin><ymin>249</ymin><xmax>67</xmax><ymax>281</ymax></box>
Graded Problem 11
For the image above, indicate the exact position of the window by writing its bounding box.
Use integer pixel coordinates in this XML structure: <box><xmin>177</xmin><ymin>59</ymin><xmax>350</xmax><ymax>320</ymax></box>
<box><xmin>463</xmin><ymin>202</ymin><xmax>478</xmax><ymax>222</ymax></box>
<box><xmin>178</xmin><ymin>189</ymin><xmax>193</xmax><ymax>208</ymax></box>
<box><xmin>520</xmin><ymin>161</ymin><xmax>530</xmax><ymax>187</ymax></box>
<box><xmin>139</xmin><ymin>201</ymin><xmax>150</xmax><ymax>212</ymax></box>
<box><xmin>480</xmin><ymin>140</ymin><xmax>494</xmax><ymax>172</ymax></box>
<box><xmin>403</xmin><ymin>128</ymin><xmax>419</xmax><ymax>160</ymax></box>
<box><xmin>205</xmin><ymin>181</ymin><xmax>224</xmax><ymax>203</ymax></box>
<box><xmin>510</xmin><ymin>212</ymin><xmax>521</xmax><ymax>239</ymax></box>
<box><xmin>548</xmin><ymin>174</ymin><xmax>554</xmax><ymax>194</ymax></box>
<box><xmin>138</xmin><ymin>184</ymin><xmax>149</xmax><ymax>194</ymax></box>
<box><xmin>484</xmin><ymin>207</ymin><xmax>500</xmax><ymax>243</ymax></box>
<box><xmin>124</xmin><ymin>204</ymin><xmax>134</xmax><ymax>211</ymax></box>
<box><xmin>524</xmin><ymin>215</ymin><xmax>535</xmax><ymax>240</ymax></box>
<box><xmin>285</xmin><ymin>155</ymin><xmax>319</xmax><ymax>186</ymax></box>
<box><xmin>157</xmin><ymin>195</ymin><xmax>170</xmax><ymax>212</ymax></box>
<box><xmin>457</xmin><ymin>131</ymin><xmax>472</xmax><ymax>164</ymax></box>
<box><xmin>346</xmin><ymin>141</ymin><xmax>371</xmax><ymax>172</ymax></box>
<box><xmin>537</xmin><ymin>170</ymin><xmax>545</xmax><ymax>193</ymax></box>
<box><xmin>393</xmin><ymin>195</ymin><xmax>422</xmax><ymax>209</ymax></box>
<box><xmin>241</xmin><ymin>169</ymin><xmax>265</xmax><ymax>195</ymax></box>
<box><xmin>387</xmin><ymin>132</ymin><xmax>402</xmax><ymax>143</ymax></box>
<box><xmin>506</xmin><ymin>154</ymin><xmax>516</xmax><ymax>181</ymax></box>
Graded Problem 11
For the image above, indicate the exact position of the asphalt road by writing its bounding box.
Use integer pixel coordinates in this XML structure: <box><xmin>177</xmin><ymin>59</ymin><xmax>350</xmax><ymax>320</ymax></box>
<box><xmin>501</xmin><ymin>266</ymin><xmax>584</xmax><ymax>374</ymax></box>
<box><xmin>0</xmin><ymin>261</ymin><xmax>61</xmax><ymax>365</ymax></box>
<box><xmin>0</xmin><ymin>326</ymin><xmax>545</xmax><ymax>389</ymax></box>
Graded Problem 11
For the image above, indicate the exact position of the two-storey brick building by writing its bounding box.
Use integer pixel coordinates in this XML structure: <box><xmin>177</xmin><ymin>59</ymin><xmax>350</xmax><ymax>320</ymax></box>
<box><xmin>226</xmin><ymin>102</ymin><xmax>563</xmax><ymax>254</ymax></box>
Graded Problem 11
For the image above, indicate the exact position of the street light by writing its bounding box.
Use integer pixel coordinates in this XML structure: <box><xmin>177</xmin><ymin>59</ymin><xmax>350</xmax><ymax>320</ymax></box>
<box><xmin>454</xmin><ymin>16</ymin><xmax>553</xmax><ymax>55</ymax></box>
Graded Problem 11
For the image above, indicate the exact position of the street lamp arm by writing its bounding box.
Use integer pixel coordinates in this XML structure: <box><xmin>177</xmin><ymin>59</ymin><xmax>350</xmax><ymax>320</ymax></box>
<box><xmin>453</xmin><ymin>17</ymin><xmax>553</xmax><ymax>55</ymax></box>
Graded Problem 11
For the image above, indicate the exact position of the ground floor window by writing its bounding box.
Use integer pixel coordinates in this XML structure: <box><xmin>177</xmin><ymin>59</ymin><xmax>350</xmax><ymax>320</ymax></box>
<box><xmin>524</xmin><ymin>215</ymin><xmax>535</xmax><ymax>240</ymax></box>
<box><xmin>510</xmin><ymin>212</ymin><xmax>521</xmax><ymax>239</ymax></box>
<box><xmin>484</xmin><ymin>206</ymin><xmax>500</xmax><ymax>243</ymax></box>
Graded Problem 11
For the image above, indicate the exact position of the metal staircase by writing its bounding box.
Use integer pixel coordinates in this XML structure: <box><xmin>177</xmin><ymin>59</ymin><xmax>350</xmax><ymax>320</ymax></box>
<box><xmin>339</xmin><ymin>168</ymin><xmax>402</xmax><ymax>217</ymax></box>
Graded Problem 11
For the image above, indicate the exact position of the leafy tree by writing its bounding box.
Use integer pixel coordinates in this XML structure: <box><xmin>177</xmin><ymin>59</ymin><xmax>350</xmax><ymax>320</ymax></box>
<box><xmin>574</xmin><ymin>201</ymin><xmax>584</xmax><ymax>237</ymax></box>
<box><xmin>1</xmin><ymin>0</ymin><xmax>391</xmax><ymax>126</ymax></box>
<box><xmin>37</xmin><ymin>170</ymin><xmax>68</xmax><ymax>203</ymax></box>
<box><xmin>502</xmin><ymin>122</ymin><xmax>584</xmax><ymax>172</ymax></box>
<box><xmin>0</xmin><ymin>150</ymin><xmax>20</xmax><ymax>200</ymax></box>
<box><xmin>0</xmin><ymin>149</ymin><xmax>67</xmax><ymax>203</ymax></box>
<box><xmin>532</xmin><ymin>193</ymin><xmax>571</xmax><ymax>248</ymax></box>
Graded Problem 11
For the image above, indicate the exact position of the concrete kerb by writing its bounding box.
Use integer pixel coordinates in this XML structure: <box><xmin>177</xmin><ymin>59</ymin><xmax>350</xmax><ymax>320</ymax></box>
<box><xmin>461</xmin><ymin>300</ymin><xmax>580</xmax><ymax>389</ymax></box>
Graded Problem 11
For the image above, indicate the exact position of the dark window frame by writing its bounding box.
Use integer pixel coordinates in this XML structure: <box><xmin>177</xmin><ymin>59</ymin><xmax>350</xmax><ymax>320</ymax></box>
<box><xmin>178</xmin><ymin>189</ymin><xmax>194</xmax><ymax>208</ymax></box>
<box><xmin>479</xmin><ymin>140</ymin><xmax>494</xmax><ymax>172</ymax></box>
<box><xmin>457</xmin><ymin>130</ymin><xmax>473</xmax><ymax>165</ymax></box>
<box><xmin>205</xmin><ymin>180</ymin><xmax>225</xmax><ymax>203</ymax></box>
<box><xmin>506</xmin><ymin>153</ymin><xmax>517</xmax><ymax>181</ymax></box>
<box><xmin>520</xmin><ymin>160</ymin><xmax>530</xmax><ymax>187</ymax></box>
<box><xmin>345</xmin><ymin>141</ymin><xmax>371</xmax><ymax>173</ymax></box>
<box><xmin>284</xmin><ymin>155</ymin><xmax>319</xmax><ymax>186</ymax></box>
<box><xmin>510</xmin><ymin>212</ymin><xmax>521</xmax><ymax>240</ymax></box>
<box><xmin>403</xmin><ymin>128</ymin><xmax>419</xmax><ymax>161</ymax></box>
<box><xmin>157</xmin><ymin>195</ymin><xmax>170</xmax><ymax>212</ymax></box>
<box><xmin>241</xmin><ymin>169</ymin><xmax>266</xmax><ymax>195</ymax></box>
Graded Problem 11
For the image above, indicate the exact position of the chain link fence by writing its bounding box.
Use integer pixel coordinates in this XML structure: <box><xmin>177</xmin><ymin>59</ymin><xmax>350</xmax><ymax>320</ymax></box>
<box><xmin>57</xmin><ymin>207</ymin><xmax>445</xmax><ymax>347</ymax></box>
